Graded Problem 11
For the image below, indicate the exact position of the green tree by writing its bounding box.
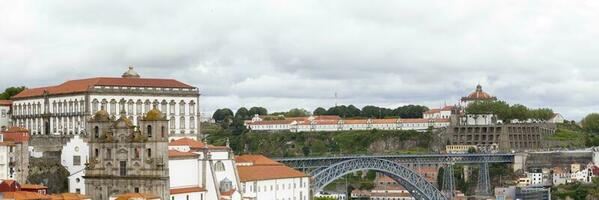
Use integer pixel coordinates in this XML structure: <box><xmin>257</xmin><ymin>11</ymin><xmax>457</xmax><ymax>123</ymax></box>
<box><xmin>582</xmin><ymin>113</ymin><xmax>599</xmax><ymax>133</ymax></box>
<box><xmin>510</xmin><ymin>104</ymin><xmax>530</xmax><ymax>121</ymax></box>
<box><xmin>0</xmin><ymin>86</ymin><xmax>26</xmax><ymax>100</ymax></box>
<box><xmin>394</xmin><ymin>105</ymin><xmax>429</xmax><ymax>118</ymax></box>
<box><xmin>313</xmin><ymin>107</ymin><xmax>327</xmax><ymax>115</ymax></box>
<box><xmin>235</xmin><ymin>107</ymin><xmax>250</xmax><ymax>119</ymax></box>
<box><xmin>286</xmin><ymin>108</ymin><xmax>310</xmax><ymax>117</ymax></box>
<box><xmin>248</xmin><ymin>107</ymin><xmax>268</xmax><ymax>116</ymax></box>
<box><xmin>361</xmin><ymin>105</ymin><xmax>381</xmax><ymax>118</ymax></box>
<box><xmin>213</xmin><ymin>108</ymin><xmax>234</xmax><ymax>122</ymax></box>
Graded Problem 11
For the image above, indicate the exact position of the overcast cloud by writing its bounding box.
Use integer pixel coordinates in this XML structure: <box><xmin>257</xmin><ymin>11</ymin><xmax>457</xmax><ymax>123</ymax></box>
<box><xmin>1</xmin><ymin>0</ymin><xmax>599</xmax><ymax>120</ymax></box>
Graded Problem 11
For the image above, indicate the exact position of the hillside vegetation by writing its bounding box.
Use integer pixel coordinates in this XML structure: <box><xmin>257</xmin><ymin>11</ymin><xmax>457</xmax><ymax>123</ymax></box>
<box><xmin>203</xmin><ymin>123</ymin><xmax>437</xmax><ymax>157</ymax></box>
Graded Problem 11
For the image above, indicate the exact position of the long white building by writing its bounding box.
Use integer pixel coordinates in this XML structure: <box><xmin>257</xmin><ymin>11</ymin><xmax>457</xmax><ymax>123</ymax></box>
<box><xmin>10</xmin><ymin>67</ymin><xmax>200</xmax><ymax>140</ymax></box>
<box><xmin>246</xmin><ymin>115</ymin><xmax>450</xmax><ymax>132</ymax></box>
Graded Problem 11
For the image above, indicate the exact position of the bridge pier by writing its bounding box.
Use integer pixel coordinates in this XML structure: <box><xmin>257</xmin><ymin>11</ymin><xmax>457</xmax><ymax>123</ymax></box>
<box><xmin>476</xmin><ymin>162</ymin><xmax>491</xmax><ymax>197</ymax></box>
<box><xmin>441</xmin><ymin>163</ymin><xmax>455</xmax><ymax>200</ymax></box>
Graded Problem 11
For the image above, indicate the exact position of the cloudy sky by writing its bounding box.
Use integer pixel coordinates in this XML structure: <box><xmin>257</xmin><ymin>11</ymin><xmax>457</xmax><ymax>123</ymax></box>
<box><xmin>1</xmin><ymin>1</ymin><xmax>599</xmax><ymax>120</ymax></box>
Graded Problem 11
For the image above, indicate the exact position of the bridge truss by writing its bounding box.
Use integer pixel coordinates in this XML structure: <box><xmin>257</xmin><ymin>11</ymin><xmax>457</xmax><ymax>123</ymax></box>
<box><xmin>276</xmin><ymin>154</ymin><xmax>513</xmax><ymax>200</ymax></box>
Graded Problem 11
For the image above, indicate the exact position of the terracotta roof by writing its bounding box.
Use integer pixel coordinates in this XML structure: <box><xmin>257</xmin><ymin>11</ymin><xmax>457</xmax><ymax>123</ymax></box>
<box><xmin>49</xmin><ymin>193</ymin><xmax>90</xmax><ymax>200</ymax></box>
<box><xmin>371</xmin><ymin>119</ymin><xmax>398</xmax><ymax>124</ymax></box>
<box><xmin>3</xmin><ymin>126</ymin><xmax>29</xmax><ymax>133</ymax></box>
<box><xmin>168</xmin><ymin>150</ymin><xmax>198</xmax><ymax>158</ymax></box>
<box><xmin>235</xmin><ymin>155</ymin><xmax>283</xmax><ymax>166</ymax></box>
<box><xmin>461</xmin><ymin>84</ymin><xmax>496</xmax><ymax>101</ymax></box>
<box><xmin>247</xmin><ymin>120</ymin><xmax>295</xmax><ymax>125</ymax></box>
<box><xmin>168</xmin><ymin>138</ymin><xmax>228</xmax><ymax>150</ymax></box>
<box><xmin>112</xmin><ymin>193</ymin><xmax>160</xmax><ymax>200</ymax></box>
<box><xmin>0</xmin><ymin>100</ymin><xmax>12</xmax><ymax>106</ymax></box>
<box><xmin>2</xmin><ymin>191</ymin><xmax>51</xmax><ymax>200</ymax></box>
<box><xmin>0</xmin><ymin>180</ymin><xmax>20</xmax><ymax>192</ymax></box>
<box><xmin>312</xmin><ymin>120</ymin><xmax>339</xmax><ymax>125</ymax></box>
<box><xmin>314</xmin><ymin>115</ymin><xmax>341</xmax><ymax>120</ymax></box>
<box><xmin>20</xmin><ymin>184</ymin><xmax>47</xmax><ymax>190</ymax></box>
<box><xmin>220</xmin><ymin>189</ymin><xmax>236</xmax><ymax>196</ymax></box>
<box><xmin>423</xmin><ymin>109</ymin><xmax>441</xmax><ymax>114</ymax></box>
<box><xmin>170</xmin><ymin>186</ymin><xmax>206</xmax><ymax>195</ymax></box>
<box><xmin>343</xmin><ymin>119</ymin><xmax>369</xmax><ymax>124</ymax></box>
<box><xmin>1</xmin><ymin>128</ymin><xmax>30</xmax><ymax>142</ymax></box>
<box><xmin>237</xmin><ymin>165</ymin><xmax>308</xmax><ymax>182</ymax></box>
<box><xmin>13</xmin><ymin>77</ymin><xmax>194</xmax><ymax>99</ymax></box>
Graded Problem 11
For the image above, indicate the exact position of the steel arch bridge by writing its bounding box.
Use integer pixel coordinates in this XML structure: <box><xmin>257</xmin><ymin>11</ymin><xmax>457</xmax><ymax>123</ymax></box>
<box><xmin>276</xmin><ymin>154</ymin><xmax>514</xmax><ymax>200</ymax></box>
<box><xmin>312</xmin><ymin>158</ymin><xmax>446</xmax><ymax>200</ymax></box>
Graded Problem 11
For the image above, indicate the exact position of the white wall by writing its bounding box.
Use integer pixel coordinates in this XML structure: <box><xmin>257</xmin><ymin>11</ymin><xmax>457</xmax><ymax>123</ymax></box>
<box><xmin>0</xmin><ymin>145</ymin><xmax>9</xmax><ymax>180</ymax></box>
<box><xmin>61</xmin><ymin>135</ymin><xmax>89</xmax><ymax>194</ymax></box>
<box><xmin>241</xmin><ymin>177</ymin><xmax>310</xmax><ymax>200</ymax></box>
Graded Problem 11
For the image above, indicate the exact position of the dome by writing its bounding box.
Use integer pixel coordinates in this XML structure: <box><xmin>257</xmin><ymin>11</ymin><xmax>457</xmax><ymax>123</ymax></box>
<box><xmin>143</xmin><ymin>107</ymin><xmax>166</xmax><ymax>121</ymax></box>
<box><xmin>121</xmin><ymin>65</ymin><xmax>140</xmax><ymax>78</ymax></box>
<box><xmin>93</xmin><ymin>109</ymin><xmax>111</xmax><ymax>121</ymax></box>
<box><xmin>462</xmin><ymin>84</ymin><xmax>496</xmax><ymax>101</ymax></box>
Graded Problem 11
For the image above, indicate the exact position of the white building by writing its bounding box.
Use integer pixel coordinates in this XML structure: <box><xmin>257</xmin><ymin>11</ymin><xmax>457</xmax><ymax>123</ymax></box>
<box><xmin>0</xmin><ymin>127</ymin><xmax>29</xmax><ymax>183</ymax></box>
<box><xmin>570</xmin><ymin>163</ymin><xmax>595</xmax><ymax>183</ymax></box>
<box><xmin>527</xmin><ymin>172</ymin><xmax>544</xmax><ymax>185</ymax></box>
<box><xmin>423</xmin><ymin>105</ymin><xmax>455</xmax><ymax>119</ymax></box>
<box><xmin>235</xmin><ymin>155</ymin><xmax>310</xmax><ymax>200</ymax></box>
<box><xmin>0</xmin><ymin>100</ymin><xmax>11</xmax><ymax>131</ymax></box>
<box><xmin>551</xmin><ymin>167</ymin><xmax>571</xmax><ymax>186</ymax></box>
<box><xmin>168</xmin><ymin>138</ymin><xmax>242</xmax><ymax>200</ymax></box>
<box><xmin>548</xmin><ymin>113</ymin><xmax>565</xmax><ymax>124</ymax></box>
<box><xmin>10</xmin><ymin>67</ymin><xmax>200</xmax><ymax>141</ymax></box>
<box><xmin>60</xmin><ymin>135</ymin><xmax>89</xmax><ymax>194</ymax></box>
<box><xmin>314</xmin><ymin>191</ymin><xmax>347</xmax><ymax>200</ymax></box>
<box><xmin>246</xmin><ymin>115</ymin><xmax>450</xmax><ymax>132</ymax></box>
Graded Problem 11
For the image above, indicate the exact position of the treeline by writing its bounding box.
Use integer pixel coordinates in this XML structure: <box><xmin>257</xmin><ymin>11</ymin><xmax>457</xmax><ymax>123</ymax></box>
<box><xmin>212</xmin><ymin>104</ymin><xmax>429</xmax><ymax>123</ymax></box>
<box><xmin>0</xmin><ymin>86</ymin><xmax>26</xmax><ymax>100</ymax></box>
<box><xmin>465</xmin><ymin>100</ymin><xmax>555</xmax><ymax>122</ymax></box>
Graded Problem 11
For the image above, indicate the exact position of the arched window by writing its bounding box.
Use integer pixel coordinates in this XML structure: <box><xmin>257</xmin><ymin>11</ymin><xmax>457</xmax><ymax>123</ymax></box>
<box><xmin>179</xmin><ymin>101</ymin><xmax>186</xmax><ymax>115</ymax></box>
<box><xmin>136</xmin><ymin>100</ymin><xmax>143</xmax><ymax>115</ymax></box>
<box><xmin>190</xmin><ymin>117</ymin><xmax>195</xmax><ymax>129</ymax></box>
<box><xmin>189</xmin><ymin>101</ymin><xmax>195</xmax><ymax>115</ymax></box>
<box><xmin>214</xmin><ymin>161</ymin><xmax>225</xmax><ymax>172</ymax></box>
<box><xmin>144</xmin><ymin>100</ymin><xmax>151</xmax><ymax>113</ymax></box>
<box><xmin>169</xmin><ymin>101</ymin><xmax>176</xmax><ymax>115</ymax></box>
<box><xmin>180</xmin><ymin>117</ymin><xmax>186</xmax><ymax>130</ymax></box>
<box><xmin>169</xmin><ymin>117</ymin><xmax>175</xmax><ymax>130</ymax></box>
<box><xmin>91</xmin><ymin>99</ymin><xmax>99</xmax><ymax>113</ymax></box>
<box><xmin>109</xmin><ymin>99</ymin><xmax>117</xmax><ymax>115</ymax></box>
<box><xmin>219</xmin><ymin>178</ymin><xmax>232</xmax><ymax>192</ymax></box>
<box><xmin>147</xmin><ymin>125</ymin><xmax>152</xmax><ymax>138</ymax></box>
<box><xmin>94</xmin><ymin>126</ymin><xmax>99</xmax><ymax>138</ymax></box>
<box><xmin>161</xmin><ymin>100</ymin><xmax>167</xmax><ymax>112</ymax></box>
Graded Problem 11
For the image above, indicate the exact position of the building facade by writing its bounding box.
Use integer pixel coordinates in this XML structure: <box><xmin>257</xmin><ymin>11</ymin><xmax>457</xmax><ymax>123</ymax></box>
<box><xmin>60</xmin><ymin>135</ymin><xmax>89</xmax><ymax>194</ymax></box>
<box><xmin>236</xmin><ymin>155</ymin><xmax>310</xmax><ymax>200</ymax></box>
<box><xmin>168</xmin><ymin>138</ymin><xmax>242</xmax><ymax>200</ymax></box>
<box><xmin>246</xmin><ymin>115</ymin><xmax>450</xmax><ymax>132</ymax></box>
<box><xmin>0</xmin><ymin>127</ymin><xmax>30</xmax><ymax>183</ymax></box>
<box><xmin>84</xmin><ymin>108</ymin><xmax>170</xmax><ymax>200</ymax></box>
<box><xmin>0</xmin><ymin>100</ymin><xmax>11</xmax><ymax>131</ymax></box>
<box><xmin>10</xmin><ymin>67</ymin><xmax>200</xmax><ymax>140</ymax></box>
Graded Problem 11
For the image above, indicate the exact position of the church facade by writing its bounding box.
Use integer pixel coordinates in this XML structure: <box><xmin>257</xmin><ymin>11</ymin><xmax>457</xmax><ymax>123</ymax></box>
<box><xmin>84</xmin><ymin>107</ymin><xmax>170</xmax><ymax>200</ymax></box>
<box><xmin>10</xmin><ymin>67</ymin><xmax>200</xmax><ymax>140</ymax></box>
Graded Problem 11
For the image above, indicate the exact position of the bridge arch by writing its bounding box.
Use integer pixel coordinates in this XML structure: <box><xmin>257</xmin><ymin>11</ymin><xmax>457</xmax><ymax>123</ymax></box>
<box><xmin>311</xmin><ymin>158</ymin><xmax>446</xmax><ymax>200</ymax></box>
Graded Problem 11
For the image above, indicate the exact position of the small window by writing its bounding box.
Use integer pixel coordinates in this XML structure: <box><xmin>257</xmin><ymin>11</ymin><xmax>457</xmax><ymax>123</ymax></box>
<box><xmin>134</xmin><ymin>187</ymin><xmax>139</xmax><ymax>193</ymax></box>
<box><xmin>147</xmin><ymin>125</ymin><xmax>152</xmax><ymax>138</ymax></box>
<box><xmin>73</xmin><ymin>156</ymin><xmax>81</xmax><ymax>166</ymax></box>
<box><xmin>94</xmin><ymin>126</ymin><xmax>99</xmax><ymax>138</ymax></box>
<box><xmin>214</xmin><ymin>161</ymin><xmax>225</xmax><ymax>172</ymax></box>
<box><xmin>147</xmin><ymin>148</ymin><xmax>152</xmax><ymax>158</ymax></box>
<box><xmin>120</xmin><ymin>161</ymin><xmax>127</xmax><ymax>176</ymax></box>
<box><xmin>94</xmin><ymin>149</ymin><xmax>99</xmax><ymax>157</ymax></box>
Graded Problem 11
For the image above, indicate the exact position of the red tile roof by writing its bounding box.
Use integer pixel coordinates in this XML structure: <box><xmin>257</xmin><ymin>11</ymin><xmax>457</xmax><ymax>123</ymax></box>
<box><xmin>168</xmin><ymin>150</ymin><xmax>198</xmax><ymax>158</ymax></box>
<box><xmin>113</xmin><ymin>193</ymin><xmax>160</xmax><ymax>200</ymax></box>
<box><xmin>20</xmin><ymin>184</ymin><xmax>48</xmax><ymax>190</ymax></box>
<box><xmin>13</xmin><ymin>77</ymin><xmax>194</xmax><ymax>99</ymax></box>
<box><xmin>49</xmin><ymin>193</ymin><xmax>90</xmax><ymax>200</ymax></box>
<box><xmin>170</xmin><ymin>186</ymin><xmax>206</xmax><ymax>195</ymax></box>
<box><xmin>236</xmin><ymin>155</ymin><xmax>309</xmax><ymax>182</ymax></box>
<box><xmin>1</xmin><ymin>127</ymin><xmax>30</xmax><ymax>142</ymax></box>
<box><xmin>0</xmin><ymin>180</ymin><xmax>20</xmax><ymax>192</ymax></box>
<box><xmin>2</xmin><ymin>191</ymin><xmax>51</xmax><ymax>200</ymax></box>
<box><xmin>237</xmin><ymin>165</ymin><xmax>308</xmax><ymax>182</ymax></box>
<box><xmin>0</xmin><ymin>100</ymin><xmax>12</xmax><ymax>106</ymax></box>
<box><xmin>235</xmin><ymin>155</ymin><xmax>283</xmax><ymax>166</ymax></box>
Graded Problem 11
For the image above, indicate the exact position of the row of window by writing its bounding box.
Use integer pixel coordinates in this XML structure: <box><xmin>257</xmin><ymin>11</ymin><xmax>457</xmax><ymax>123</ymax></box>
<box><xmin>13</xmin><ymin>99</ymin><xmax>86</xmax><ymax>116</ymax></box>
<box><xmin>90</xmin><ymin>99</ymin><xmax>196</xmax><ymax>116</ymax></box>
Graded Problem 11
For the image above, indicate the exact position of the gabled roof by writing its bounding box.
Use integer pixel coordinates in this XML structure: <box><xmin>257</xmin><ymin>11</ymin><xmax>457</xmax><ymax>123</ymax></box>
<box><xmin>170</xmin><ymin>186</ymin><xmax>206</xmax><ymax>195</ymax></box>
<box><xmin>0</xmin><ymin>180</ymin><xmax>20</xmax><ymax>192</ymax></box>
<box><xmin>112</xmin><ymin>193</ymin><xmax>160</xmax><ymax>200</ymax></box>
<box><xmin>49</xmin><ymin>193</ymin><xmax>90</xmax><ymax>200</ymax></box>
<box><xmin>0</xmin><ymin>100</ymin><xmax>12</xmax><ymax>106</ymax></box>
<box><xmin>168</xmin><ymin>150</ymin><xmax>199</xmax><ymax>158</ymax></box>
<box><xmin>235</xmin><ymin>155</ymin><xmax>283</xmax><ymax>166</ymax></box>
<box><xmin>237</xmin><ymin>165</ymin><xmax>308</xmax><ymax>182</ymax></box>
<box><xmin>13</xmin><ymin>77</ymin><xmax>195</xmax><ymax>99</ymax></box>
<box><xmin>168</xmin><ymin>138</ymin><xmax>228</xmax><ymax>150</ymax></box>
<box><xmin>1</xmin><ymin>191</ymin><xmax>50</xmax><ymax>200</ymax></box>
